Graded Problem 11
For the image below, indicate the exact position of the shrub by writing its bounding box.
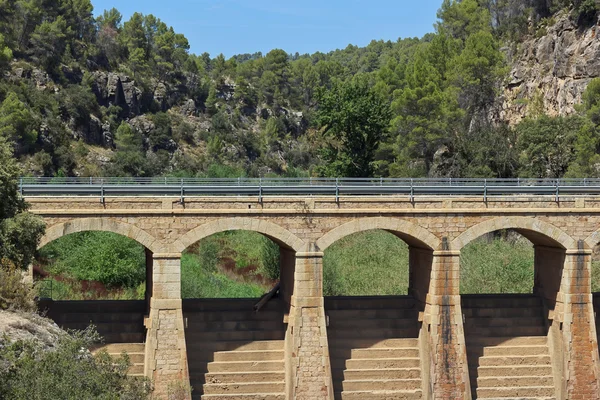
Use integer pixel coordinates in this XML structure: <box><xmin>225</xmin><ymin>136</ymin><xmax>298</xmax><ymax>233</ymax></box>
<box><xmin>39</xmin><ymin>232</ymin><xmax>146</xmax><ymax>288</ymax></box>
<box><xmin>0</xmin><ymin>327</ymin><xmax>151</xmax><ymax>400</ymax></box>
<box><xmin>0</xmin><ymin>265</ymin><xmax>36</xmax><ymax>311</ymax></box>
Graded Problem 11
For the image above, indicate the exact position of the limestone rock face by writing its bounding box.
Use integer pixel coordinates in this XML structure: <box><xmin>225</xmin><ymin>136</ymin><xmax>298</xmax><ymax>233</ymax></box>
<box><xmin>90</xmin><ymin>71</ymin><xmax>142</xmax><ymax>117</ymax></box>
<box><xmin>499</xmin><ymin>12</ymin><xmax>600</xmax><ymax>125</ymax></box>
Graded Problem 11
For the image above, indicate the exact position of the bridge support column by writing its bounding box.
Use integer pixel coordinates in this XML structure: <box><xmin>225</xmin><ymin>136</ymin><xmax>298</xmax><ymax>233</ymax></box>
<box><xmin>286</xmin><ymin>251</ymin><xmax>333</xmax><ymax>400</ymax></box>
<box><xmin>144</xmin><ymin>253</ymin><xmax>190</xmax><ymax>399</ymax></box>
<box><xmin>559</xmin><ymin>243</ymin><xmax>600</xmax><ymax>399</ymax></box>
<box><xmin>425</xmin><ymin>242</ymin><xmax>470</xmax><ymax>400</ymax></box>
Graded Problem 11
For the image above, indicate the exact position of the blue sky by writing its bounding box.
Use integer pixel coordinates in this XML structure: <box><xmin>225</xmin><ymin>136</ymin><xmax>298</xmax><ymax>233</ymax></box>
<box><xmin>91</xmin><ymin>0</ymin><xmax>442</xmax><ymax>58</ymax></box>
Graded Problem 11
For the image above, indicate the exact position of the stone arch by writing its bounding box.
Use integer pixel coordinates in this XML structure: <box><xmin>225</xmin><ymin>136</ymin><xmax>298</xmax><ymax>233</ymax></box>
<box><xmin>584</xmin><ymin>228</ymin><xmax>600</xmax><ymax>250</ymax></box>
<box><xmin>316</xmin><ymin>217</ymin><xmax>441</xmax><ymax>251</ymax></box>
<box><xmin>451</xmin><ymin>216</ymin><xmax>576</xmax><ymax>251</ymax></box>
<box><xmin>173</xmin><ymin>217</ymin><xmax>306</xmax><ymax>253</ymax></box>
<box><xmin>40</xmin><ymin>217</ymin><xmax>162</xmax><ymax>253</ymax></box>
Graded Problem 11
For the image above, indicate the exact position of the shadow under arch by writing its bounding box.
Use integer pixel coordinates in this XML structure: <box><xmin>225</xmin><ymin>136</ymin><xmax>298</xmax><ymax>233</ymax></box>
<box><xmin>40</xmin><ymin>217</ymin><xmax>162</xmax><ymax>254</ymax></box>
<box><xmin>317</xmin><ymin>218</ymin><xmax>439</xmax><ymax>399</ymax></box>
<box><xmin>455</xmin><ymin>217</ymin><xmax>575</xmax><ymax>399</ymax></box>
<box><xmin>37</xmin><ymin>218</ymin><xmax>159</xmax><ymax>346</ymax></box>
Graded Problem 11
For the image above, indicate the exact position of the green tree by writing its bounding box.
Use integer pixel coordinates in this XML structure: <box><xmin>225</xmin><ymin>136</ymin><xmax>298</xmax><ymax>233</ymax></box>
<box><xmin>567</xmin><ymin>78</ymin><xmax>600</xmax><ymax>177</ymax></box>
<box><xmin>106</xmin><ymin>122</ymin><xmax>147</xmax><ymax>177</ymax></box>
<box><xmin>0</xmin><ymin>137</ymin><xmax>45</xmax><ymax>269</ymax></box>
<box><xmin>0</xmin><ymin>33</ymin><xmax>12</xmax><ymax>71</ymax></box>
<box><xmin>315</xmin><ymin>77</ymin><xmax>391</xmax><ymax>177</ymax></box>
<box><xmin>28</xmin><ymin>16</ymin><xmax>70</xmax><ymax>72</ymax></box>
<box><xmin>0</xmin><ymin>92</ymin><xmax>37</xmax><ymax>154</ymax></box>
<box><xmin>517</xmin><ymin>115</ymin><xmax>581</xmax><ymax>178</ymax></box>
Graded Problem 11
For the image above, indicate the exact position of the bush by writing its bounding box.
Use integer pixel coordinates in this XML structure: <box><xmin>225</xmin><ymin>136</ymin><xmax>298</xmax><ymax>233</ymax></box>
<box><xmin>0</xmin><ymin>327</ymin><xmax>151</xmax><ymax>400</ymax></box>
<box><xmin>0</xmin><ymin>265</ymin><xmax>36</xmax><ymax>311</ymax></box>
<box><xmin>39</xmin><ymin>232</ymin><xmax>146</xmax><ymax>288</ymax></box>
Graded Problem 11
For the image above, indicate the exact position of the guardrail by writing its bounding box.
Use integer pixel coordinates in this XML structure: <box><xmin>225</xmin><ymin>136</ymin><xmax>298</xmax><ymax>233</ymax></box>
<box><xmin>18</xmin><ymin>177</ymin><xmax>600</xmax><ymax>202</ymax></box>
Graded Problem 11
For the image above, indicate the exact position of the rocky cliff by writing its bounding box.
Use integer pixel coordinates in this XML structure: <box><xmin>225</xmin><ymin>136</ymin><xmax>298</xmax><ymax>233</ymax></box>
<box><xmin>499</xmin><ymin>11</ymin><xmax>600</xmax><ymax>125</ymax></box>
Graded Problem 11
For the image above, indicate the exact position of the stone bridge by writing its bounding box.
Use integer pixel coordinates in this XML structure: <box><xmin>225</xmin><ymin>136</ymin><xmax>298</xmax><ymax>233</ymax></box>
<box><xmin>28</xmin><ymin>194</ymin><xmax>600</xmax><ymax>399</ymax></box>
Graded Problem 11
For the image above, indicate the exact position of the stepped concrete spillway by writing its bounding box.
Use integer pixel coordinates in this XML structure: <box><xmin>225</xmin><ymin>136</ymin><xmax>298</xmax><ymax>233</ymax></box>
<box><xmin>29</xmin><ymin>187</ymin><xmax>600</xmax><ymax>399</ymax></box>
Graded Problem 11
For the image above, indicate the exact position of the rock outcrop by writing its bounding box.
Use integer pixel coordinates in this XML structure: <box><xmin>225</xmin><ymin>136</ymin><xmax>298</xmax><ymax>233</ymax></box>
<box><xmin>90</xmin><ymin>71</ymin><xmax>142</xmax><ymax>117</ymax></box>
<box><xmin>499</xmin><ymin>12</ymin><xmax>600</xmax><ymax>125</ymax></box>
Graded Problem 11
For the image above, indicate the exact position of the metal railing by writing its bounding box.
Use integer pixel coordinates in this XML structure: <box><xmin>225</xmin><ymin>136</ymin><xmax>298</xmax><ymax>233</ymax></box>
<box><xmin>18</xmin><ymin>177</ymin><xmax>600</xmax><ymax>201</ymax></box>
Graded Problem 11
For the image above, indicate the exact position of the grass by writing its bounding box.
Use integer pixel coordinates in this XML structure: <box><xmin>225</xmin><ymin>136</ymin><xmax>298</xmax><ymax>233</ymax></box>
<box><xmin>36</xmin><ymin>230</ymin><xmax>600</xmax><ymax>300</ymax></box>
<box><xmin>323</xmin><ymin>230</ymin><xmax>410</xmax><ymax>296</ymax></box>
<box><xmin>460</xmin><ymin>236</ymin><xmax>535</xmax><ymax>294</ymax></box>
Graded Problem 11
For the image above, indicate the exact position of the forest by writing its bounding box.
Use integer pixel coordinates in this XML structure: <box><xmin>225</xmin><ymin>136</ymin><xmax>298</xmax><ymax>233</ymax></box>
<box><xmin>0</xmin><ymin>0</ymin><xmax>600</xmax><ymax>180</ymax></box>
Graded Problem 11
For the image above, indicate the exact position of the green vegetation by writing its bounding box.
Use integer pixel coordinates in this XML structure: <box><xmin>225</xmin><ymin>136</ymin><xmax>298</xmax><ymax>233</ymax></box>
<box><xmin>323</xmin><ymin>230</ymin><xmax>410</xmax><ymax>296</ymax></box>
<box><xmin>460</xmin><ymin>236</ymin><xmax>535</xmax><ymax>294</ymax></box>
<box><xmin>0</xmin><ymin>0</ymin><xmax>598</xmax><ymax>180</ymax></box>
<box><xmin>40</xmin><ymin>232</ymin><xmax>146</xmax><ymax>288</ymax></box>
<box><xmin>0</xmin><ymin>328</ymin><xmax>150</xmax><ymax>400</ymax></box>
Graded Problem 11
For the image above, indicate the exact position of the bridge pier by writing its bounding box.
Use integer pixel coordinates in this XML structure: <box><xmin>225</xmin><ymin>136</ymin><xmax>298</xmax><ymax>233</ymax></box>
<box><xmin>559</xmin><ymin>244</ymin><xmax>600</xmax><ymax>399</ymax></box>
<box><xmin>286</xmin><ymin>250</ymin><xmax>334</xmax><ymax>400</ymax></box>
<box><xmin>425</xmin><ymin>244</ymin><xmax>470</xmax><ymax>400</ymax></box>
<box><xmin>144</xmin><ymin>253</ymin><xmax>190</xmax><ymax>399</ymax></box>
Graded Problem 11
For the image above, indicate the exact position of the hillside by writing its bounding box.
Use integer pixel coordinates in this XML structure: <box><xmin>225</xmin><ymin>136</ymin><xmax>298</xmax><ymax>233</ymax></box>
<box><xmin>2</xmin><ymin>1</ymin><xmax>600</xmax><ymax>179</ymax></box>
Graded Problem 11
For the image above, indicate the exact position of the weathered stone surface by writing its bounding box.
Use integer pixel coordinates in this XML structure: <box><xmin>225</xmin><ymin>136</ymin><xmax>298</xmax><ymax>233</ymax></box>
<box><xmin>499</xmin><ymin>11</ymin><xmax>600</xmax><ymax>125</ymax></box>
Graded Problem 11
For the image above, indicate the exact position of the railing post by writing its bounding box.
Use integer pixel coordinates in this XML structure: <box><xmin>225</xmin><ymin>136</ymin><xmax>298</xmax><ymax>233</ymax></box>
<box><xmin>100</xmin><ymin>179</ymin><xmax>104</xmax><ymax>204</ymax></box>
<box><xmin>335</xmin><ymin>178</ymin><xmax>339</xmax><ymax>203</ymax></box>
<box><xmin>555</xmin><ymin>179</ymin><xmax>560</xmax><ymax>203</ymax></box>
<box><xmin>259</xmin><ymin>177</ymin><xmax>263</xmax><ymax>203</ymax></box>
<box><xmin>410</xmin><ymin>178</ymin><xmax>414</xmax><ymax>203</ymax></box>
<box><xmin>484</xmin><ymin>179</ymin><xmax>487</xmax><ymax>203</ymax></box>
<box><xmin>19</xmin><ymin>177</ymin><xmax>23</xmax><ymax>196</ymax></box>
<box><xmin>180</xmin><ymin>178</ymin><xmax>184</xmax><ymax>204</ymax></box>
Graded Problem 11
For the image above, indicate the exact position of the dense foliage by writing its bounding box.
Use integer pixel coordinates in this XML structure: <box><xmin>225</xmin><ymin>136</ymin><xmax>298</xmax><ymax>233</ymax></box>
<box><xmin>0</xmin><ymin>328</ymin><xmax>150</xmax><ymax>400</ymax></box>
<box><xmin>0</xmin><ymin>0</ymin><xmax>599</xmax><ymax>180</ymax></box>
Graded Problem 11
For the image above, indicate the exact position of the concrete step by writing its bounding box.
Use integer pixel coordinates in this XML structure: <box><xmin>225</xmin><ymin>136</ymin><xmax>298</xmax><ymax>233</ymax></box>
<box><xmin>329</xmin><ymin>338</ymin><xmax>419</xmax><ymax>349</ymax></box>
<box><xmin>464</xmin><ymin>317</ymin><xmax>545</xmax><ymax>328</ymax></box>
<box><xmin>183</xmin><ymin>298</ymin><xmax>284</xmax><ymax>312</ymax></box>
<box><xmin>92</xmin><ymin>343</ymin><xmax>145</xmax><ymax>353</ymax></box>
<box><xmin>327</xmin><ymin>328</ymin><xmax>418</xmax><ymax>340</ymax></box>
<box><xmin>203</xmin><ymin>382</ymin><xmax>285</xmax><ymax>395</ymax></box>
<box><xmin>473</xmin><ymin>365</ymin><xmax>553</xmax><ymax>377</ymax></box>
<box><xmin>477</xmin><ymin>355</ymin><xmax>551</xmax><ymax>367</ymax></box>
<box><xmin>206</xmin><ymin>361</ymin><xmax>284</xmax><ymax>373</ymax></box>
<box><xmin>128</xmin><ymin>364</ymin><xmax>144</xmax><ymax>375</ymax></box>
<box><xmin>464</xmin><ymin>326</ymin><xmax>546</xmax><ymax>337</ymax></box>
<box><xmin>187</xmin><ymin>340</ymin><xmax>284</xmax><ymax>352</ymax></box>
<box><xmin>59</xmin><ymin>322</ymin><xmax>144</xmax><ymax>333</ymax></box>
<box><xmin>184</xmin><ymin>310</ymin><xmax>283</xmax><ymax>322</ymax></box>
<box><xmin>324</xmin><ymin>296</ymin><xmax>416</xmax><ymax>310</ymax></box>
<box><xmin>332</xmin><ymin>368</ymin><xmax>421</xmax><ymax>381</ymax></box>
<box><xmin>329</xmin><ymin>319</ymin><xmax>418</xmax><ymax>330</ymax></box>
<box><xmin>334</xmin><ymin>389</ymin><xmax>422</xmax><ymax>400</ymax></box>
<box><xmin>465</xmin><ymin>336</ymin><xmax>547</xmax><ymax>347</ymax></box>
<box><xmin>330</xmin><ymin>348</ymin><xmax>419</xmax><ymax>360</ymax></box>
<box><xmin>331</xmin><ymin>358</ymin><xmax>420</xmax><ymax>370</ymax></box>
<box><xmin>476</xmin><ymin>376</ymin><xmax>554</xmax><ymax>388</ymax></box>
<box><xmin>191</xmin><ymin>350</ymin><xmax>283</xmax><ymax>363</ymax></box>
<box><xmin>475</xmin><ymin>386</ymin><xmax>555</xmax><ymax>398</ymax></box>
<box><xmin>327</xmin><ymin>309</ymin><xmax>417</xmax><ymax>320</ymax></box>
<box><xmin>188</xmin><ymin>330</ymin><xmax>285</xmax><ymax>341</ymax></box>
<box><xmin>186</xmin><ymin>320</ymin><xmax>286</xmax><ymax>331</ymax></box>
<box><xmin>462</xmin><ymin>307</ymin><xmax>543</xmax><ymax>318</ymax></box>
<box><xmin>200</xmin><ymin>394</ymin><xmax>285</xmax><ymax>400</ymax></box>
<box><xmin>336</xmin><ymin>379</ymin><xmax>421</xmax><ymax>392</ymax></box>
<box><xmin>204</xmin><ymin>372</ymin><xmax>285</xmax><ymax>384</ymax></box>
<box><xmin>100</xmin><ymin>333</ymin><xmax>147</xmax><ymax>343</ymax></box>
<box><xmin>461</xmin><ymin>295</ymin><xmax>542</xmax><ymax>309</ymax></box>
<box><xmin>468</xmin><ymin>345</ymin><xmax>549</xmax><ymax>357</ymax></box>
<box><xmin>55</xmin><ymin>313</ymin><xmax>145</xmax><ymax>323</ymax></box>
